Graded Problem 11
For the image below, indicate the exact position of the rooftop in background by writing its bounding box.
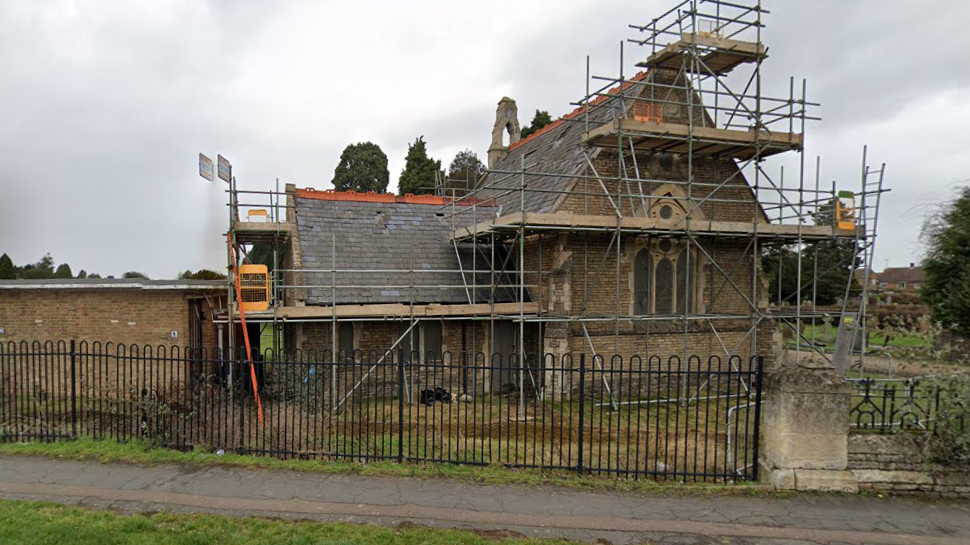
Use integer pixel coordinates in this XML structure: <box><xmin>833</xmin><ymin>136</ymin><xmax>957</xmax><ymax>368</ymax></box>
<box><xmin>0</xmin><ymin>278</ymin><xmax>225</xmax><ymax>291</ymax></box>
<box><xmin>877</xmin><ymin>265</ymin><xmax>926</xmax><ymax>285</ymax></box>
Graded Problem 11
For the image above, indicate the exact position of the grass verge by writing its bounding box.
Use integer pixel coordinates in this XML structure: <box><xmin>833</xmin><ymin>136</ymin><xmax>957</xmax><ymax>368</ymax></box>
<box><xmin>799</xmin><ymin>324</ymin><xmax>931</xmax><ymax>351</ymax></box>
<box><xmin>0</xmin><ymin>499</ymin><xmax>578</xmax><ymax>545</ymax></box>
<box><xmin>0</xmin><ymin>437</ymin><xmax>773</xmax><ymax>496</ymax></box>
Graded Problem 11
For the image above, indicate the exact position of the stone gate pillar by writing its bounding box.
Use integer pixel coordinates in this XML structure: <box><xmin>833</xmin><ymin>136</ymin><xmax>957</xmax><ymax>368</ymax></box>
<box><xmin>761</xmin><ymin>363</ymin><xmax>857</xmax><ymax>492</ymax></box>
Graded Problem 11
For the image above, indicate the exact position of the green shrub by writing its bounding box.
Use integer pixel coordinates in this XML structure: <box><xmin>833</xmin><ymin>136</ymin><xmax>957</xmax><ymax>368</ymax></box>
<box><xmin>923</xmin><ymin>374</ymin><xmax>970</xmax><ymax>465</ymax></box>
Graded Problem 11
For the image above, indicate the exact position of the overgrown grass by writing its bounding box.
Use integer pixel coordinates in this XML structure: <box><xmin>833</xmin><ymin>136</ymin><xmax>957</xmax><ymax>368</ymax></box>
<box><xmin>0</xmin><ymin>499</ymin><xmax>579</xmax><ymax>545</ymax></box>
<box><xmin>923</xmin><ymin>374</ymin><xmax>970</xmax><ymax>465</ymax></box>
<box><xmin>868</xmin><ymin>330</ymin><xmax>931</xmax><ymax>349</ymax></box>
<box><xmin>798</xmin><ymin>324</ymin><xmax>931</xmax><ymax>350</ymax></box>
<box><xmin>0</xmin><ymin>436</ymin><xmax>771</xmax><ymax>496</ymax></box>
<box><xmin>7</xmin><ymin>391</ymin><xmax>757</xmax><ymax>479</ymax></box>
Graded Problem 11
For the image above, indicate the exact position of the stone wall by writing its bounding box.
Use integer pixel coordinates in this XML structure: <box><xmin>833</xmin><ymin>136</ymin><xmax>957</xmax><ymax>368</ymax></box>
<box><xmin>761</xmin><ymin>364</ymin><xmax>970</xmax><ymax>497</ymax></box>
<box><xmin>848</xmin><ymin>433</ymin><xmax>970</xmax><ymax>499</ymax></box>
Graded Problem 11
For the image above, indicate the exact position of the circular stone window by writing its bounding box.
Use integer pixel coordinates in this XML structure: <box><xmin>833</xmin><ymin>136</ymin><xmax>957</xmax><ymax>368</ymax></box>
<box><xmin>658</xmin><ymin>239</ymin><xmax>673</xmax><ymax>253</ymax></box>
<box><xmin>659</xmin><ymin>204</ymin><xmax>674</xmax><ymax>220</ymax></box>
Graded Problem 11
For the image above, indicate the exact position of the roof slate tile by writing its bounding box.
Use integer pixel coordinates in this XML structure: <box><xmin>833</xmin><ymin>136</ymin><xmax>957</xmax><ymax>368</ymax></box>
<box><xmin>295</xmin><ymin>198</ymin><xmax>520</xmax><ymax>306</ymax></box>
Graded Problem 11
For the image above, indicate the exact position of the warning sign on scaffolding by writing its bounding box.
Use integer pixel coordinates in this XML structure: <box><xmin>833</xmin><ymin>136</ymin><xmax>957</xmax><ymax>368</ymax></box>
<box><xmin>217</xmin><ymin>154</ymin><xmax>232</xmax><ymax>183</ymax></box>
<box><xmin>199</xmin><ymin>153</ymin><xmax>214</xmax><ymax>181</ymax></box>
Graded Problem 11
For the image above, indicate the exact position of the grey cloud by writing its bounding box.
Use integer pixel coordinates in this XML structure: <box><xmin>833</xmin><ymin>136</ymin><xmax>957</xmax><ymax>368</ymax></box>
<box><xmin>0</xmin><ymin>0</ymin><xmax>965</xmax><ymax>278</ymax></box>
<box><xmin>767</xmin><ymin>0</ymin><xmax>970</xmax><ymax>126</ymax></box>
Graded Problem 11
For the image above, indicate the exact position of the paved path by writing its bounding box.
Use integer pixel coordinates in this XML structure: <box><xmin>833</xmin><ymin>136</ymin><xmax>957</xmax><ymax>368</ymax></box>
<box><xmin>1</xmin><ymin>455</ymin><xmax>969</xmax><ymax>545</ymax></box>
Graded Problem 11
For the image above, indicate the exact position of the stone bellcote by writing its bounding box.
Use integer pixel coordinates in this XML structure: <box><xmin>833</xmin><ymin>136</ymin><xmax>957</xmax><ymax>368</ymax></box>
<box><xmin>487</xmin><ymin>97</ymin><xmax>521</xmax><ymax>168</ymax></box>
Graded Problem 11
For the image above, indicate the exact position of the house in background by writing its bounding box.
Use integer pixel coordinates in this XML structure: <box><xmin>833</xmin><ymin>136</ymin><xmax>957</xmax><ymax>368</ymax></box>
<box><xmin>854</xmin><ymin>269</ymin><xmax>879</xmax><ymax>289</ymax></box>
<box><xmin>877</xmin><ymin>264</ymin><xmax>925</xmax><ymax>292</ymax></box>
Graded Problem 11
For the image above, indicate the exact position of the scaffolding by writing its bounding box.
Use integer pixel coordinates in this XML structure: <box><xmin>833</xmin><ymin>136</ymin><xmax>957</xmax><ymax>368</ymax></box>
<box><xmin>221</xmin><ymin>0</ymin><xmax>887</xmax><ymax>391</ymax></box>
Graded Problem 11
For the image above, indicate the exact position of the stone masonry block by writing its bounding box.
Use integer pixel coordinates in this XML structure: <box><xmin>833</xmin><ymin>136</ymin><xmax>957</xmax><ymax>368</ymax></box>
<box><xmin>848</xmin><ymin>433</ymin><xmax>921</xmax><ymax>458</ymax></box>
<box><xmin>795</xmin><ymin>469</ymin><xmax>859</xmax><ymax>493</ymax></box>
<box><xmin>764</xmin><ymin>431</ymin><xmax>848</xmax><ymax>470</ymax></box>
<box><xmin>767</xmin><ymin>467</ymin><xmax>796</xmax><ymax>490</ymax></box>
<box><xmin>934</xmin><ymin>470</ymin><xmax>970</xmax><ymax>487</ymax></box>
<box><xmin>769</xmin><ymin>390</ymin><xmax>850</xmax><ymax>434</ymax></box>
<box><xmin>851</xmin><ymin>469</ymin><xmax>933</xmax><ymax>486</ymax></box>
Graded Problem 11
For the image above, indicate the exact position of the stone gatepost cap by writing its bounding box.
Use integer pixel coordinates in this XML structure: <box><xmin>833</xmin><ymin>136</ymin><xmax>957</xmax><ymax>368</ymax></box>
<box><xmin>768</xmin><ymin>364</ymin><xmax>848</xmax><ymax>391</ymax></box>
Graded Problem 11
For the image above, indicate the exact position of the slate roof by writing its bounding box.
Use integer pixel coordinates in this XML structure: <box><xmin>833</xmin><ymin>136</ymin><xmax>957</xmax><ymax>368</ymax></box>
<box><xmin>474</xmin><ymin>73</ymin><xmax>648</xmax><ymax>217</ymax></box>
<box><xmin>295</xmin><ymin>197</ymin><xmax>520</xmax><ymax>305</ymax></box>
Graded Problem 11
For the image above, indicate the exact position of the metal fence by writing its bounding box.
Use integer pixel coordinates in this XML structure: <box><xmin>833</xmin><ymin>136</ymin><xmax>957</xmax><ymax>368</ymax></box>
<box><xmin>849</xmin><ymin>377</ymin><xmax>968</xmax><ymax>433</ymax></box>
<box><xmin>1</xmin><ymin>340</ymin><xmax>764</xmax><ymax>482</ymax></box>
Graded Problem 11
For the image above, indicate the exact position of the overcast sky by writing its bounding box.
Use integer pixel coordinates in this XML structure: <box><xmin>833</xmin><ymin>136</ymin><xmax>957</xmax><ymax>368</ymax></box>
<box><xmin>1</xmin><ymin>0</ymin><xmax>968</xmax><ymax>279</ymax></box>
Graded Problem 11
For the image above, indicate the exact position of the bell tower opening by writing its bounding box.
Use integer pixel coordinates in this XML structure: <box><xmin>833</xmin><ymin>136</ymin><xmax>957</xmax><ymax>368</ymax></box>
<box><xmin>487</xmin><ymin>97</ymin><xmax>521</xmax><ymax>168</ymax></box>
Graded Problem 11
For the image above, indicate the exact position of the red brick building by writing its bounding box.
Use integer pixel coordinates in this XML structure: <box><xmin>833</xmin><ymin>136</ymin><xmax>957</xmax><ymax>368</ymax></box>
<box><xmin>877</xmin><ymin>264</ymin><xmax>926</xmax><ymax>292</ymax></box>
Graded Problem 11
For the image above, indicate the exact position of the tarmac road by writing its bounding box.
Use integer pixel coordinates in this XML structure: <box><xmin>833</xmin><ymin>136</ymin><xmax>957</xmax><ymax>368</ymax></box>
<box><xmin>1</xmin><ymin>455</ymin><xmax>968</xmax><ymax>545</ymax></box>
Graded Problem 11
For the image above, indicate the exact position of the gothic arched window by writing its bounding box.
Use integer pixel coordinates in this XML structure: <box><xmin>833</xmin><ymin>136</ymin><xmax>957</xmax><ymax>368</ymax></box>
<box><xmin>634</xmin><ymin>249</ymin><xmax>652</xmax><ymax>315</ymax></box>
<box><xmin>633</xmin><ymin>239</ymin><xmax>696</xmax><ymax>315</ymax></box>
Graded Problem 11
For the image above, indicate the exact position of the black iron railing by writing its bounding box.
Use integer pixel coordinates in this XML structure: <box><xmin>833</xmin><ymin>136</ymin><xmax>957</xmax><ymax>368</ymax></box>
<box><xmin>849</xmin><ymin>377</ymin><xmax>967</xmax><ymax>433</ymax></box>
<box><xmin>1</xmin><ymin>340</ymin><xmax>763</xmax><ymax>482</ymax></box>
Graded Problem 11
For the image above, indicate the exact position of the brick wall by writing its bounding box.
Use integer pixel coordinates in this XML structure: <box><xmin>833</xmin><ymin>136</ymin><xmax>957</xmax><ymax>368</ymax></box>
<box><xmin>0</xmin><ymin>288</ymin><xmax>222</xmax><ymax>350</ymax></box>
<box><xmin>293</xmin><ymin>319</ymin><xmax>504</xmax><ymax>397</ymax></box>
<box><xmin>576</xmin><ymin>323</ymin><xmax>757</xmax><ymax>360</ymax></box>
<box><xmin>528</xmin><ymin>66</ymin><xmax>769</xmax><ymax>362</ymax></box>
<box><xmin>283</xmin><ymin>187</ymin><xmax>307</xmax><ymax>307</ymax></box>
<box><xmin>518</xmin><ymin>229</ymin><xmax>770</xmax><ymax>363</ymax></box>
<box><xmin>557</xmin><ymin>236</ymin><xmax>758</xmax><ymax>317</ymax></box>
<box><xmin>298</xmin><ymin>320</ymin><xmax>489</xmax><ymax>356</ymax></box>
<box><xmin>557</xmin><ymin>69</ymin><xmax>765</xmax><ymax>224</ymax></box>
<box><xmin>559</xmin><ymin>152</ymin><xmax>761</xmax><ymax>224</ymax></box>
<box><xmin>292</xmin><ymin>317</ymin><xmax>769</xmax><ymax>364</ymax></box>
<box><xmin>282</xmin><ymin>223</ymin><xmax>768</xmax><ymax>365</ymax></box>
